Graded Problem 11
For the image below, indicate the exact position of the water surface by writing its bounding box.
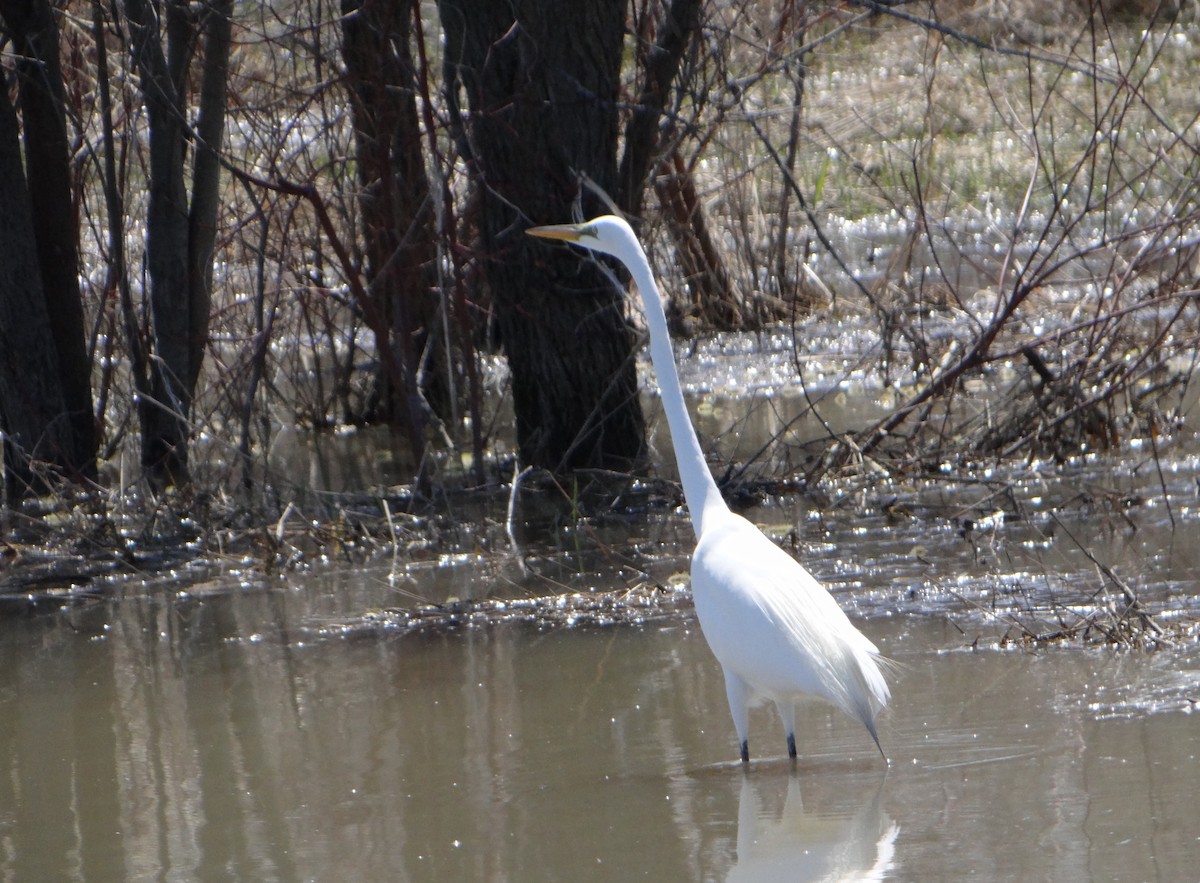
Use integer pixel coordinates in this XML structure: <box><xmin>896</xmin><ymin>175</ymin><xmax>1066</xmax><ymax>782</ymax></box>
<box><xmin>2</xmin><ymin>567</ymin><xmax>1196</xmax><ymax>880</ymax></box>
<box><xmin>5</xmin><ymin>333</ymin><xmax>1200</xmax><ymax>880</ymax></box>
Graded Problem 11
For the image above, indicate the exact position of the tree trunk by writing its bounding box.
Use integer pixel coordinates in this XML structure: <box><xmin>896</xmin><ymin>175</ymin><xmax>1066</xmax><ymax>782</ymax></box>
<box><xmin>187</xmin><ymin>0</ymin><xmax>232</xmax><ymax>397</ymax></box>
<box><xmin>0</xmin><ymin>90</ymin><xmax>72</xmax><ymax>497</ymax></box>
<box><xmin>0</xmin><ymin>0</ymin><xmax>97</xmax><ymax>497</ymax></box>
<box><xmin>618</xmin><ymin>0</ymin><xmax>739</xmax><ymax>332</ymax></box>
<box><xmin>439</xmin><ymin>0</ymin><xmax>645</xmax><ymax>472</ymax></box>
<box><xmin>655</xmin><ymin>148</ymin><xmax>741</xmax><ymax>329</ymax></box>
<box><xmin>124</xmin><ymin>0</ymin><xmax>231</xmax><ymax>489</ymax></box>
<box><xmin>340</xmin><ymin>0</ymin><xmax>439</xmax><ymax>461</ymax></box>
<box><xmin>617</xmin><ymin>0</ymin><xmax>704</xmax><ymax>215</ymax></box>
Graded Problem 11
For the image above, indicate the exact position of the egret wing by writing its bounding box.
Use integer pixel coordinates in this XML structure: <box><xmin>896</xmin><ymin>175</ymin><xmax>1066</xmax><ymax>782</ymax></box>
<box><xmin>692</xmin><ymin>513</ymin><xmax>889</xmax><ymax>726</ymax></box>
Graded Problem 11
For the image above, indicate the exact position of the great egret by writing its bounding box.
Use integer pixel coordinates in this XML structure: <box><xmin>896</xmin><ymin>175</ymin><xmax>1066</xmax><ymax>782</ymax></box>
<box><xmin>527</xmin><ymin>215</ymin><xmax>890</xmax><ymax>763</ymax></box>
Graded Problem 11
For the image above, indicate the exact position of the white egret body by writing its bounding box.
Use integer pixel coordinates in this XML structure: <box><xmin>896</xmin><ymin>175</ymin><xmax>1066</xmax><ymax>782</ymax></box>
<box><xmin>528</xmin><ymin>216</ymin><xmax>889</xmax><ymax>762</ymax></box>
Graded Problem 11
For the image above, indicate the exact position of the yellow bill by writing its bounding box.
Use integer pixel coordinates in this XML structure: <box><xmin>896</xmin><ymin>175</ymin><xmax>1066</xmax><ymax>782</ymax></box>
<box><xmin>526</xmin><ymin>223</ymin><xmax>587</xmax><ymax>242</ymax></box>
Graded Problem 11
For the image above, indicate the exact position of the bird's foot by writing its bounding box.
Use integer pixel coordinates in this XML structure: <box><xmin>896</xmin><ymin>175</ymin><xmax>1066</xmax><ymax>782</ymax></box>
<box><xmin>740</xmin><ymin>740</ymin><xmax>749</xmax><ymax>764</ymax></box>
<box><xmin>787</xmin><ymin>733</ymin><xmax>797</xmax><ymax>759</ymax></box>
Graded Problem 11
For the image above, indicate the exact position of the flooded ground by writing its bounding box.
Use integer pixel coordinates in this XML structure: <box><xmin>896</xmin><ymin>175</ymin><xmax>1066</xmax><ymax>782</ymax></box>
<box><xmin>1</xmin><ymin>573</ymin><xmax>1197</xmax><ymax>881</ymax></box>
<box><xmin>4</xmin><ymin>333</ymin><xmax>1200</xmax><ymax>880</ymax></box>
<box><xmin>3</xmin><ymin>451</ymin><xmax>1200</xmax><ymax>880</ymax></box>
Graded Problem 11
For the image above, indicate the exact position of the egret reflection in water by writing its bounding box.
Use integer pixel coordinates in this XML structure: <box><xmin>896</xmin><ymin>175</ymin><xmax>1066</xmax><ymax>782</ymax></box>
<box><xmin>727</xmin><ymin>769</ymin><xmax>897</xmax><ymax>882</ymax></box>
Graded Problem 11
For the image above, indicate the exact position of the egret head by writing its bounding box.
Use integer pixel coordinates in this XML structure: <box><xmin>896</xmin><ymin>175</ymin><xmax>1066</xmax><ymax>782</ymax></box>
<box><xmin>525</xmin><ymin>215</ymin><xmax>637</xmax><ymax>262</ymax></box>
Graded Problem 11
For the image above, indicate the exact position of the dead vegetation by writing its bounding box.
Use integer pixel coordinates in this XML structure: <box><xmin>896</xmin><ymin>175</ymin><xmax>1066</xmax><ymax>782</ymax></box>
<box><xmin>42</xmin><ymin>0</ymin><xmax>1198</xmax><ymax>503</ymax></box>
<box><xmin>3</xmin><ymin>2</ymin><xmax>1199</xmax><ymax>648</ymax></box>
<box><xmin>661</xmin><ymin>2</ymin><xmax>1200</xmax><ymax>475</ymax></box>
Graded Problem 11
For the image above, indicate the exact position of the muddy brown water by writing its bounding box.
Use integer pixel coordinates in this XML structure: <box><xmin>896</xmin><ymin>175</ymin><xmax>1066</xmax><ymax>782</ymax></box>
<box><xmin>4</xmin><ymin>343</ymin><xmax>1200</xmax><ymax>879</ymax></box>
<box><xmin>2</xmin><ymin>504</ymin><xmax>1198</xmax><ymax>880</ymax></box>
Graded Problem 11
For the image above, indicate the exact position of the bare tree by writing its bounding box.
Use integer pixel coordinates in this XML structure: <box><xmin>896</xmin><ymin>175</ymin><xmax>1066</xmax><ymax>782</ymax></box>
<box><xmin>123</xmin><ymin>0</ymin><xmax>232</xmax><ymax>489</ymax></box>
<box><xmin>0</xmin><ymin>0</ymin><xmax>96</xmax><ymax>497</ymax></box>
<box><xmin>340</xmin><ymin>0</ymin><xmax>442</xmax><ymax>460</ymax></box>
<box><xmin>439</xmin><ymin>0</ymin><xmax>646</xmax><ymax>472</ymax></box>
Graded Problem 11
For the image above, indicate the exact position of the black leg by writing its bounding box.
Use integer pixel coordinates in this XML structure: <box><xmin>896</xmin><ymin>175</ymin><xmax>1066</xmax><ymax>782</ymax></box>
<box><xmin>740</xmin><ymin>739</ymin><xmax>749</xmax><ymax>764</ymax></box>
<box><xmin>787</xmin><ymin>733</ymin><xmax>797</xmax><ymax>759</ymax></box>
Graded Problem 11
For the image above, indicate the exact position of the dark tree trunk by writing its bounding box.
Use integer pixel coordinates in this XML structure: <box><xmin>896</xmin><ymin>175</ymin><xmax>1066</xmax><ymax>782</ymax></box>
<box><xmin>617</xmin><ymin>0</ymin><xmax>704</xmax><ymax>215</ymax></box>
<box><xmin>0</xmin><ymin>89</ymin><xmax>74</xmax><ymax>496</ymax></box>
<box><xmin>439</xmin><ymin>0</ymin><xmax>645</xmax><ymax>472</ymax></box>
<box><xmin>618</xmin><ymin>0</ymin><xmax>739</xmax><ymax>331</ymax></box>
<box><xmin>0</xmin><ymin>0</ymin><xmax>97</xmax><ymax>497</ymax></box>
<box><xmin>125</xmin><ymin>0</ymin><xmax>191</xmax><ymax>487</ymax></box>
<box><xmin>655</xmin><ymin>148</ymin><xmax>741</xmax><ymax>329</ymax></box>
<box><xmin>340</xmin><ymin>0</ymin><xmax>440</xmax><ymax>460</ymax></box>
<box><xmin>187</xmin><ymin>0</ymin><xmax>232</xmax><ymax>396</ymax></box>
<box><xmin>124</xmin><ymin>0</ymin><xmax>231</xmax><ymax>488</ymax></box>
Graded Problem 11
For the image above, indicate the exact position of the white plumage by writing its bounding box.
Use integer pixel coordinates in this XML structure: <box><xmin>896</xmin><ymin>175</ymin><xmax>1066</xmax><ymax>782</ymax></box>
<box><xmin>528</xmin><ymin>215</ymin><xmax>890</xmax><ymax>762</ymax></box>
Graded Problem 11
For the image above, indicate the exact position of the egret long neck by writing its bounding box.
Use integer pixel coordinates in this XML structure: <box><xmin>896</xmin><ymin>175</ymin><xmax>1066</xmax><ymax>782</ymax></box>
<box><xmin>626</xmin><ymin>257</ymin><xmax>726</xmax><ymax>538</ymax></box>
